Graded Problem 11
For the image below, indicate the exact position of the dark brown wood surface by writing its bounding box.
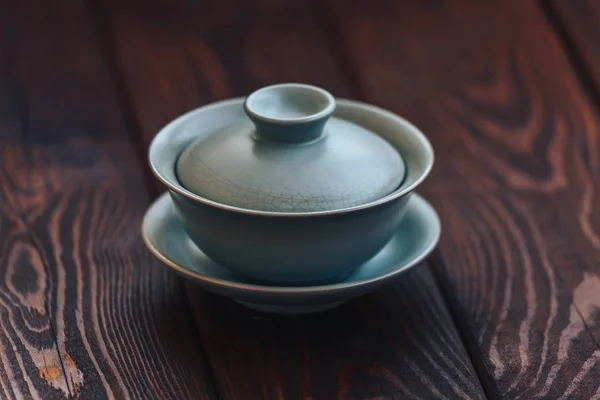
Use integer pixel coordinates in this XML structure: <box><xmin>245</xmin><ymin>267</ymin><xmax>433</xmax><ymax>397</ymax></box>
<box><xmin>321</xmin><ymin>0</ymin><xmax>600</xmax><ymax>398</ymax></box>
<box><xmin>0</xmin><ymin>155</ymin><xmax>69</xmax><ymax>397</ymax></box>
<box><xmin>549</xmin><ymin>0</ymin><xmax>600</xmax><ymax>101</ymax></box>
<box><xmin>1</xmin><ymin>0</ymin><xmax>600</xmax><ymax>398</ymax></box>
<box><xmin>546</xmin><ymin>0</ymin><xmax>600</xmax><ymax>377</ymax></box>
<box><xmin>90</xmin><ymin>0</ymin><xmax>487</xmax><ymax>398</ymax></box>
<box><xmin>0</xmin><ymin>13</ymin><xmax>71</xmax><ymax>398</ymax></box>
<box><xmin>0</xmin><ymin>0</ymin><xmax>216</xmax><ymax>398</ymax></box>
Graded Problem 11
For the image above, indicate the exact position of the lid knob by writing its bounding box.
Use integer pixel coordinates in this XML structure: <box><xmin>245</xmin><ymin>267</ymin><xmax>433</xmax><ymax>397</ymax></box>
<box><xmin>243</xmin><ymin>83</ymin><xmax>336</xmax><ymax>143</ymax></box>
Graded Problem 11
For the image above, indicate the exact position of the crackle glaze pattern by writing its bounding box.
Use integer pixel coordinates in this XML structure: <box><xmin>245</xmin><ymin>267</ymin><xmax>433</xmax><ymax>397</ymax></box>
<box><xmin>148</xmin><ymin>95</ymin><xmax>433</xmax><ymax>283</ymax></box>
<box><xmin>176</xmin><ymin>118</ymin><xmax>405</xmax><ymax>212</ymax></box>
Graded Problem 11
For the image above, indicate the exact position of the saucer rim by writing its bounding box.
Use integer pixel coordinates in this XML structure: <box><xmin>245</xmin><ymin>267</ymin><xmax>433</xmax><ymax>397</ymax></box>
<box><xmin>141</xmin><ymin>191</ymin><xmax>441</xmax><ymax>295</ymax></box>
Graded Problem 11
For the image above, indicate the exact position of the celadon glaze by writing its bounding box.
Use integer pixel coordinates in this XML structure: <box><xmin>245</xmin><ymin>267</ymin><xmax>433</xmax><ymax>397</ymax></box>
<box><xmin>176</xmin><ymin>83</ymin><xmax>405</xmax><ymax>212</ymax></box>
<box><xmin>141</xmin><ymin>192</ymin><xmax>441</xmax><ymax>314</ymax></box>
<box><xmin>148</xmin><ymin>87</ymin><xmax>434</xmax><ymax>284</ymax></box>
<box><xmin>169</xmin><ymin>189</ymin><xmax>410</xmax><ymax>283</ymax></box>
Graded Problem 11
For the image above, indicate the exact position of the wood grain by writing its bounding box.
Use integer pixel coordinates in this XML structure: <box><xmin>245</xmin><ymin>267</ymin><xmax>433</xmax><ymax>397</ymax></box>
<box><xmin>0</xmin><ymin>27</ymin><xmax>71</xmax><ymax>399</ymax></box>
<box><xmin>543</xmin><ymin>0</ymin><xmax>600</xmax><ymax>380</ymax></box>
<box><xmin>92</xmin><ymin>0</ymin><xmax>487</xmax><ymax>398</ymax></box>
<box><xmin>0</xmin><ymin>0</ymin><xmax>217</xmax><ymax>398</ymax></box>
<box><xmin>320</xmin><ymin>0</ymin><xmax>600</xmax><ymax>397</ymax></box>
<box><xmin>186</xmin><ymin>268</ymin><xmax>487</xmax><ymax>400</ymax></box>
<box><xmin>0</xmin><ymin>151</ymin><xmax>69</xmax><ymax>398</ymax></box>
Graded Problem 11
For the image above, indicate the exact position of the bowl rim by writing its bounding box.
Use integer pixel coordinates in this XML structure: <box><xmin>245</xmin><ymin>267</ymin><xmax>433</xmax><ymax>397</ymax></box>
<box><xmin>148</xmin><ymin>96</ymin><xmax>434</xmax><ymax>218</ymax></box>
<box><xmin>141</xmin><ymin>191</ymin><xmax>441</xmax><ymax>296</ymax></box>
<box><xmin>243</xmin><ymin>82</ymin><xmax>337</xmax><ymax>125</ymax></box>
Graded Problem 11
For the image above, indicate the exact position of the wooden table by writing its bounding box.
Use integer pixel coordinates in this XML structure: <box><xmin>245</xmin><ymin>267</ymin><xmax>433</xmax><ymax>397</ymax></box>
<box><xmin>1</xmin><ymin>0</ymin><xmax>599</xmax><ymax>398</ymax></box>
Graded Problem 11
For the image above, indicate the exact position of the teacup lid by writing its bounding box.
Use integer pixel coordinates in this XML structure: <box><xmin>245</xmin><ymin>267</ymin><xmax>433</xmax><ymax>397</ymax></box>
<box><xmin>176</xmin><ymin>83</ymin><xmax>406</xmax><ymax>213</ymax></box>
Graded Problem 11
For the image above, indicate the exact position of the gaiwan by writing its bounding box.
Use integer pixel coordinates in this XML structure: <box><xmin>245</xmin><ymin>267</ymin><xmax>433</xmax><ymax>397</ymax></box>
<box><xmin>148</xmin><ymin>83</ymin><xmax>433</xmax><ymax>284</ymax></box>
<box><xmin>175</xmin><ymin>83</ymin><xmax>406</xmax><ymax>213</ymax></box>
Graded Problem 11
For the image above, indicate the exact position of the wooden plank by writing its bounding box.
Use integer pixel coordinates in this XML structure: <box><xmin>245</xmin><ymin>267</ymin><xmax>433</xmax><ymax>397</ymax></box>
<box><xmin>0</xmin><ymin>222</ymin><xmax>68</xmax><ymax>400</ymax></box>
<box><xmin>92</xmin><ymin>0</ymin><xmax>488</xmax><ymax>398</ymax></box>
<box><xmin>320</xmin><ymin>0</ymin><xmax>600</xmax><ymax>398</ymax></box>
<box><xmin>185</xmin><ymin>269</ymin><xmax>488</xmax><ymax>400</ymax></box>
<box><xmin>0</xmin><ymin>0</ymin><xmax>217</xmax><ymax>398</ymax></box>
<box><xmin>545</xmin><ymin>0</ymin><xmax>600</xmax><ymax>363</ymax></box>
<box><xmin>0</xmin><ymin>154</ymin><xmax>70</xmax><ymax>398</ymax></box>
<box><xmin>89</xmin><ymin>0</ymin><xmax>354</xmax><ymax>150</ymax></box>
<box><xmin>0</xmin><ymin>29</ymin><xmax>71</xmax><ymax>400</ymax></box>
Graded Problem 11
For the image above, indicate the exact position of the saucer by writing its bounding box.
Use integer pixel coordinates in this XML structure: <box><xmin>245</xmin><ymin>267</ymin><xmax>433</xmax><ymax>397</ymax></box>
<box><xmin>142</xmin><ymin>192</ymin><xmax>441</xmax><ymax>314</ymax></box>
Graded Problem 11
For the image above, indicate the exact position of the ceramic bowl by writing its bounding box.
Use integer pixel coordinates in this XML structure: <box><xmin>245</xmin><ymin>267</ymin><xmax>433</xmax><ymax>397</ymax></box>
<box><xmin>148</xmin><ymin>84</ymin><xmax>433</xmax><ymax>284</ymax></box>
<box><xmin>142</xmin><ymin>192</ymin><xmax>441</xmax><ymax>314</ymax></box>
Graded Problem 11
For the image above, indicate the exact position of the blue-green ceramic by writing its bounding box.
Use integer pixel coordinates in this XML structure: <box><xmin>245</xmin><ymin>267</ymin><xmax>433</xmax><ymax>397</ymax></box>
<box><xmin>177</xmin><ymin>84</ymin><xmax>405</xmax><ymax>212</ymax></box>
<box><xmin>148</xmin><ymin>83</ymin><xmax>434</xmax><ymax>283</ymax></box>
<box><xmin>142</xmin><ymin>192</ymin><xmax>441</xmax><ymax>314</ymax></box>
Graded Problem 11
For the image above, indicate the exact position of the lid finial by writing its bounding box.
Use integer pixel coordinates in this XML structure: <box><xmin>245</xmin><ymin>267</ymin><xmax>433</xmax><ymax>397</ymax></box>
<box><xmin>243</xmin><ymin>83</ymin><xmax>336</xmax><ymax>143</ymax></box>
